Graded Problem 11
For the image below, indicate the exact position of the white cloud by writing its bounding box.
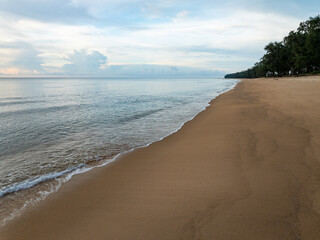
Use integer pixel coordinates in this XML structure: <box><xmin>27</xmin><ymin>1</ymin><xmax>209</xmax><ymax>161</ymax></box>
<box><xmin>62</xmin><ymin>49</ymin><xmax>107</xmax><ymax>74</ymax></box>
<box><xmin>0</xmin><ymin>42</ymin><xmax>43</xmax><ymax>74</ymax></box>
<box><xmin>0</xmin><ymin>0</ymin><xmax>308</xmax><ymax>75</ymax></box>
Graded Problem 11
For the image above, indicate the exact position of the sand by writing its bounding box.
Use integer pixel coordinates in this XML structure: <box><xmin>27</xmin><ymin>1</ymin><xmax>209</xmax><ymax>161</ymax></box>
<box><xmin>1</xmin><ymin>76</ymin><xmax>320</xmax><ymax>240</ymax></box>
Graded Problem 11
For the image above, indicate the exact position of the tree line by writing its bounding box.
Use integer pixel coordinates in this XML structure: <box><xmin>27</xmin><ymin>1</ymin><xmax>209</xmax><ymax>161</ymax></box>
<box><xmin>225</xmin><ymin>15</ymin><xmax>320</xmax><ymax>79</ymax></box>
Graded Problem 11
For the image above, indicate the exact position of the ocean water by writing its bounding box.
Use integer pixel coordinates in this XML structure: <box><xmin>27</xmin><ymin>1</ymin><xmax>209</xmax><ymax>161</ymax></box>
<box><xmin>0</xmin><ymin>77</ymin><xmax>238</xmax><ymax>223</ymax></box>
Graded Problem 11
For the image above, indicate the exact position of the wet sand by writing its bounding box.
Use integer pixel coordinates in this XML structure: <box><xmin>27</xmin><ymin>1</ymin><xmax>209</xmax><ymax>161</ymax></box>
<box><xmin>1</xmin><ymin>76</ymin><xmax>320</xmax><ymax>240</ymax></box>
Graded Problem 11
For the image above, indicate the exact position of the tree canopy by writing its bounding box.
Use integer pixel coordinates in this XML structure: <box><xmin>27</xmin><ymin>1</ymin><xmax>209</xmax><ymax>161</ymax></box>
<box><xmin>225</xmin><ymin>15</ymin><xmax>320</xmax><ymax>78</ymax></box>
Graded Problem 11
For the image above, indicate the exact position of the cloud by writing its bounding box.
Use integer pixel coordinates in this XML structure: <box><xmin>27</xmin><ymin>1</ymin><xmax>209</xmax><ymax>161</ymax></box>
<box><xmin>59</xmin><ymin>50</ymin><xmax>223</xmax><ymax>77</ymax></box>
<box><xmin>103</xmin><ymin>64</ymin><xmax>225</xmax><ymax>78</ymax></box>
<box><xmin>0</xmin><ymin>0</ymin><xmax>318</xmax><ymax>75</ymax></box>
<box><xmin>12</xmin><ymin>43</ymin><xmax>43</xmax><ymax>72</ymax></box>
<box><xmin>0</xmin><ymin>8</ymin><xmax>301</xmax><ymax>75</ymax></box>
<box><xmin>0</xmin><ymin>0</ymin><xmax>317</xmax><ymax>27</ymax></box>
<box><xmin>62</xmin><ymin>49</ymin><xmax>107</xmax><ymax>75</ymax></box>
<box><xmin>0</xmin><ymin>0</ymin><xmax>90</xmax><ymax>24</ymax></box>
<box><xmin>0</xmin><ymin>42</ymin><xmax>43</xmax><ymax>75</ymax></box>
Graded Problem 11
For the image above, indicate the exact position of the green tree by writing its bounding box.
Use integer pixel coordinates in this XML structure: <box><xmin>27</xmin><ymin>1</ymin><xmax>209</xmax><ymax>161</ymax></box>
<box><xmin>284</xmin><ymin>31</ymin><xmax>303</xmax><ymax>74</ymax></box>
<box><xmin>225</xmin><ymin>15</ymin><xmax>320</xmax><ymax>79</ymax></box>
<box><xmin>262</xmin><ymin>42</ymin><xmax>290</xmax><ymax>76</ymax></box>
<box><xmin>305</xmin><ymin>16</ymin><xmax>320</xmax><ymax>71</ymax></box>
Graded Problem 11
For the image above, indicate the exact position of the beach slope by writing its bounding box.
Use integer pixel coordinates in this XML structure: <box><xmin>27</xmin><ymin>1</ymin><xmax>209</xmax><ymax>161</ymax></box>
<box><xmin>1</xmin><ymin>76</ymin><xmax>320</xmax><ymax>240</ymax></box>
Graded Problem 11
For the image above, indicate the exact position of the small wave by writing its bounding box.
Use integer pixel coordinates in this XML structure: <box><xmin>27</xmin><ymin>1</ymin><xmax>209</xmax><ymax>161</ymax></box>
<box><xmin>0</xmin><ymin>164</ymin><xmax>86</xmax><ymax>198</ymax></box>
<box><xmin>0</xmin><ymin>104</ymin><xmax>88</xmax><ymax>117</ymax></box>
<box><xmin>118</xmin><ymin>108</ymin><xmax>165</xmax><ymax>123</ymax></box>
<box><xmin>0</xmin><ymin>97</ymin><xmax>25</xmax><ymax>101</ymax></box>
<box><xmin>0</xmin><ymin>100</ymin><xmax>46</xmax><ymax>107</ymax></box>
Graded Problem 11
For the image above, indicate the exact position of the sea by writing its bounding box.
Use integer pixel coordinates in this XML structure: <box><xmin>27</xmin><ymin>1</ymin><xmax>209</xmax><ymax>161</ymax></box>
<box><xmin>0</xmin><ymin>77</ymin><xmax>238</xmax><ymax>225</ymax></box>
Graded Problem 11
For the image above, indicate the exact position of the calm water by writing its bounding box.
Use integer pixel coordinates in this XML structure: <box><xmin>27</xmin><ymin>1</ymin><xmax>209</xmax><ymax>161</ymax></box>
<box><xmin>0</xmin><ymin>78</ymin><xmax>237</xmax><ymax>199</ymax></box>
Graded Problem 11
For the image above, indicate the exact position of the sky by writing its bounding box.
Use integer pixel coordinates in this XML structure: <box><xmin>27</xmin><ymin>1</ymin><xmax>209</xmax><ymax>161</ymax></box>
<box><xmin>0</xmin><ymin>0</ymin><xmax>319</xmax><ymax>77</ymax></box>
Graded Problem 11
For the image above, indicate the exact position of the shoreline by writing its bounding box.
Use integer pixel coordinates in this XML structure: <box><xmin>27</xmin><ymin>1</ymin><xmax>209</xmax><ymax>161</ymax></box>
<box><xmin>0</xmin><ymin>80</ymin><xmax>238</xmax><ymax>227</ymax></box>
<box><xmin>2</xmin><ymin>76</ymin><xmax>320</xmax><ymax>239</ymax></box>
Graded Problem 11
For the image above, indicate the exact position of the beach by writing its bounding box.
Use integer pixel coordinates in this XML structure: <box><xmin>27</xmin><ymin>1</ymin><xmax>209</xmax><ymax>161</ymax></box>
<box><xmin>1</xmin><ymin>76</ymin><xmax>320</xmax><ymax>239</ymax></box>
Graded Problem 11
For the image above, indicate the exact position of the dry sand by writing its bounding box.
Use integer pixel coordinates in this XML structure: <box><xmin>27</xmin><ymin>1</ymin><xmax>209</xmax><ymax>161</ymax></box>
<box><xmin>1</xmin><ymin>76</ymin><xmax>320</xmax><ymax>240</ymax></box>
